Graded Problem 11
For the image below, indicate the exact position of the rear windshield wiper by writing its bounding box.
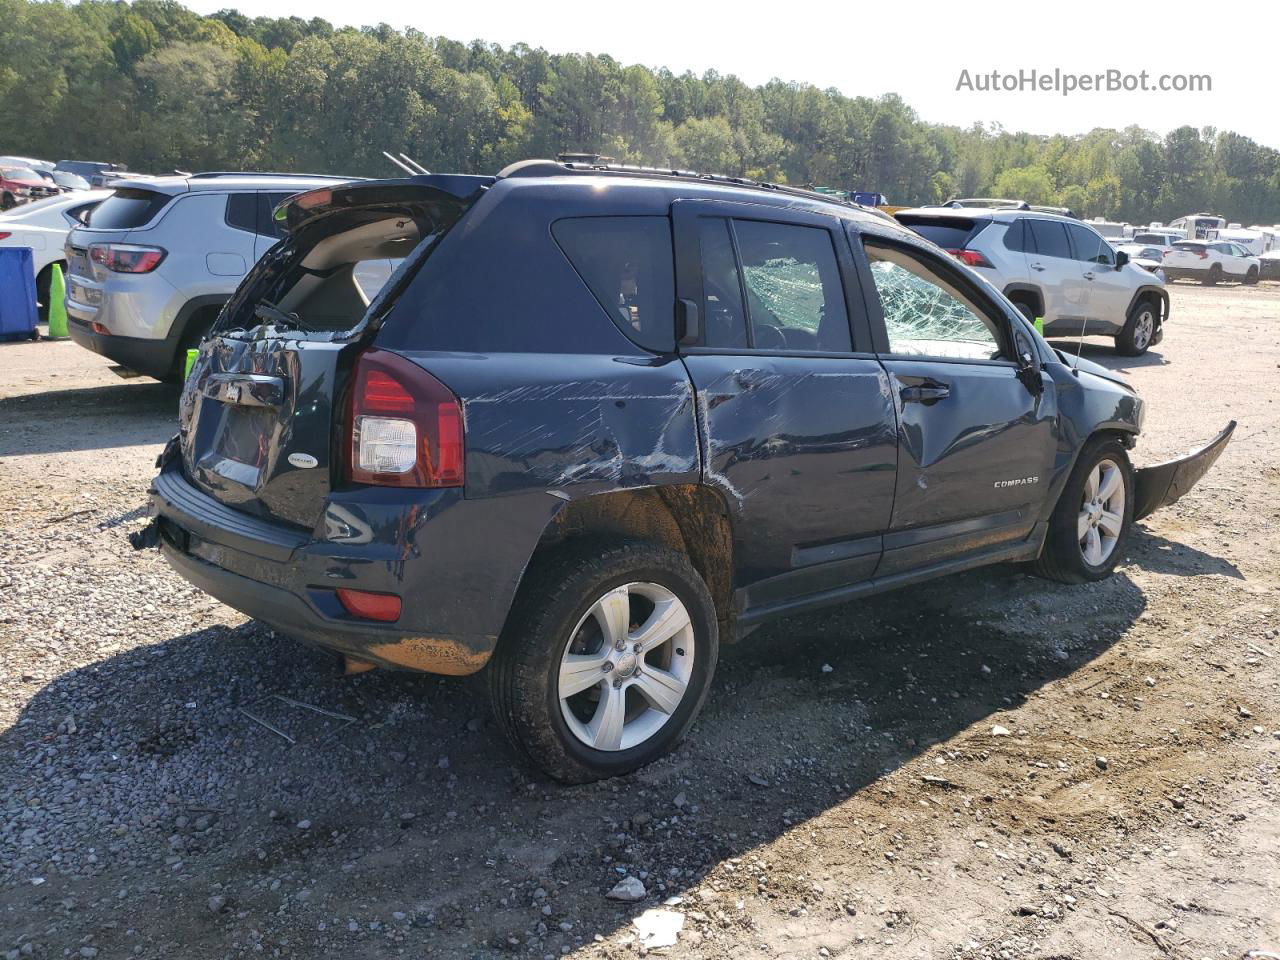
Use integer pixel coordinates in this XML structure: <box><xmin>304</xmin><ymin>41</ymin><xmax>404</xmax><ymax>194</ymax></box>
<box><xmin>254</xmin><ymin>300</ymin><xmax>313</xmax><ymax>331</ymax></box>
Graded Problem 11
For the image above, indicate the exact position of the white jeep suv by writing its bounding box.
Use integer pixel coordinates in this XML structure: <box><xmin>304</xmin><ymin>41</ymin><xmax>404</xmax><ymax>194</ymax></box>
<box><xmin>895</xmin><ymin>207</ymin><xmax>1169</xmax><ymax>356</ymax></box>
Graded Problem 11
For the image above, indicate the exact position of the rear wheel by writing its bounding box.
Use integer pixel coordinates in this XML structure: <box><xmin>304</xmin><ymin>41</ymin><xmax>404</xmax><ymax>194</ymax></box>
<box><xmin>0</xmin><ymin>192</ymin><xmax>15</xmax><ymax>211</ymax></box>
<box><xmin>163</xmin><ymin>305</ymin><xmax>220</xmax><ymax>383</ymax></box>
<box><xmin>1033</xmin><ymin>436</ymin><xmax>1134</xmax><ymax>584</ymax></box>
<box><xmin>1202</xmin><ymin>264</ymin><xmax>1222</xmax><ymax>285</ymax></box>
<box><xmin>1013</xmin><ymin>300</ymin><xmax>1037</xmax><ymax>324</ymax></box>
<box><xmin>1115</xmin><ymin>299</ymin><xmax>1156</xmax><ymax>355</ymax></box>
<box><xmin>488</xmin><ymin>541</ymin><xmax>719</xmax><ymax>783</ymax></box>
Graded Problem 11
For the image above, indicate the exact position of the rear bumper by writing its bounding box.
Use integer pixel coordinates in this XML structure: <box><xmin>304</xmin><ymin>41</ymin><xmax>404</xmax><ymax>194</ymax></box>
<box><xmin>68</xmin><ymin>317</ymin><xmax>177</xmax><ymax>379</ymax></box>
<box><xmin>1133</xmin><ymin>420</ymin><xmax>1235</xmax><ymax>521</ymax></box>
<box><xmin>1161</xmin><ymin>268</ymin><xmax>1209</xmax><ymax>282</ymax></box>
<box><xmin>147</xmin><ymin>464</ymin><xmax>562</xmax><ymax>674</ymax></box>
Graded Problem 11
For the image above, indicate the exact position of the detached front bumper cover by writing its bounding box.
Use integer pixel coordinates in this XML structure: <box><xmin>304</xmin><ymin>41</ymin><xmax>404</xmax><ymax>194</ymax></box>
<box><xmin>1133</xmin><ymin>420</ymin><xmax>1235</xmax><ymax>521</ymax></box>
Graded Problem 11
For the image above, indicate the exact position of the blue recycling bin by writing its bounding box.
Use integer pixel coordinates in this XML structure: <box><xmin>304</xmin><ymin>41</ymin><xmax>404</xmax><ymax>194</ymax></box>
<box><xmin>0</xmin><ymin>247</ymin><xmax>38</xmax><ymax>341</ymax></box>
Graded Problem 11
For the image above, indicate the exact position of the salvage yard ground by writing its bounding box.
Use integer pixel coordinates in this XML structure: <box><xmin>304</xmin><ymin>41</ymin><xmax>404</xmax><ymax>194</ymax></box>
<box><xmin>1</xmin><ymin>283</ymin><xmax>1278</xmax><ymax>960</ymax></box>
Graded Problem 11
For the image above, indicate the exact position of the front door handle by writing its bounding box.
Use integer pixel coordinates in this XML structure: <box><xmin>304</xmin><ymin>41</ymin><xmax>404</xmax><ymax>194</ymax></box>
<box><xmin>900</xmin><ymin>382</ymin><xmax>951</xmax><ymax>404</ymax></box>
<box><xmin>1083</xmin><ymin>271</ymin><xmax>1096</xmax><ymax>280</ymax></box>
<box><xmin>1030</xmin><ymin>262</ymin><xmax>1046</xmax><ymax>272</ymax></box>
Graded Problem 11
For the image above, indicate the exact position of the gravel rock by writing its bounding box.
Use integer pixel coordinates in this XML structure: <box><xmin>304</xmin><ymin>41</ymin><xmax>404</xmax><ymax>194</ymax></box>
<box><xmin>606</xmin><ymin>876</ymin><xmax>646</xmax><ymax>902</ymax></box>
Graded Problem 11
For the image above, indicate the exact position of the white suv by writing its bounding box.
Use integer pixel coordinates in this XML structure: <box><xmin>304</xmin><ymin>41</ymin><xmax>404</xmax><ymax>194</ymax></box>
<box><xmin>65</xmin><ymin>172</ymin><xmax>354</xmax><ymax>380</ymax></box>
<box><xmin>1162</xmin><ymin>240</ymin><xmax>1261</xmax><ymax>285</ymax></box>
<box><xmin>895</xmin><ymin>207</ymin><xmax>1169</xmax><ymax>356</ymax></box>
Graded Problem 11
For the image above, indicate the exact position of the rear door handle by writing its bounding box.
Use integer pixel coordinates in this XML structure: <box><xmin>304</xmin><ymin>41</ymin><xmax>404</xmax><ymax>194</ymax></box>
<box><xmin>1083</xmin><ymin>271</ymin><xmax>1096</xmax><ymax>280</ymax></box>
<box><xmin>1030</xmin><ymin>262</ymin><xmax>1046</xmax><ymax>272</ymax></box>
<box><xmin>900</xmin><ymin>382</ymin><xmax>951</xmax><ymax>404</ymax></box>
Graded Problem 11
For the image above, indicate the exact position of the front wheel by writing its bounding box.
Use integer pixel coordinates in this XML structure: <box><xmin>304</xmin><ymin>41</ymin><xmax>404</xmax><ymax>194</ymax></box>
<box><xmin>1244</xmin><ymin>267</ymin><xmax>1259</xmax><ymax>286</ymax></box>
<box><xmin>1115</xmin><ymin>300</ymin><xmax>1156</xmax><ymax>356</ymax></box>
<box><xmin>1032</xmin><ymin>436</ymin><xmax>1134</xmax><ymax>583</ymax></box>
<box><xmin>488</xmin><ymin>541</ymin><xmax>719</xmax><ymax>783</ymax></box>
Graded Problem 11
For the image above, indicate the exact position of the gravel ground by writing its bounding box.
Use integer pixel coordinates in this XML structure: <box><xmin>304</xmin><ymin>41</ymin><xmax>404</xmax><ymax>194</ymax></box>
<box><xmin>1</xmin><ymin>282</ymin><xmax>1278</xmax><ymax>959</ymax></box>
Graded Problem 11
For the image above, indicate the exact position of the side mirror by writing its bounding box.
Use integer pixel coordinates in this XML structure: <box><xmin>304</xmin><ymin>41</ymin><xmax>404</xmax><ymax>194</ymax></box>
<box><xmin>1016</xmin><ymin>350</ymin><xmax>1043</xmax><ymax>397</ymax></box>
<box><xmin>1114</xmin><ymin>250</ymin><xmax>1129</xmax><ymax>269</ymax></box>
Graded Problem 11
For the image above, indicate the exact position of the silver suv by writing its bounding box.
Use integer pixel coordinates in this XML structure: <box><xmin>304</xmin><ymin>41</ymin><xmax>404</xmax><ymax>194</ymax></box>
<box><xmin>65</xmin><ymin>172</ymin><xmax>353</xmax><ymax>380</ymax></box>
<box><xmin>895</xmin><ymin>207</ymin><xmax>1169</xmax><ymax>356</ymax></box>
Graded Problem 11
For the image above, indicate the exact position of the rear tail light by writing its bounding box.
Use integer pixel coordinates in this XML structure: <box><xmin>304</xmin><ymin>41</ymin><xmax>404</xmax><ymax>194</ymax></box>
<box><xmin>89</xmin><ymin>242</ymin><xmax>166</xmax><ymax>273</ymax></box>
<box><xmin>336</xmin><ymin>588</ymin><xmax>402</xmax><ymax>622</ymax></box>
<box><xmin>0</xmin><ymin>232</ymin><xmax>10</xmax><ymax>241</ymax></box>
<box><xmin>347</xmin><ymin>349</ymin><xmax>464</xmax><ymax>488</ymax></box>
<box><xmin>945</xmin><ymin>248</ymin><xmax>994</xmax><ymax>268</ymax></box>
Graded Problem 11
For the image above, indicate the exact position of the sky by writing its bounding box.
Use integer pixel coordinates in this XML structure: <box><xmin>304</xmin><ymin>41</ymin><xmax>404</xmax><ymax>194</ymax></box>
<box><xmin>185</xmin><ymin>0</ymin><xmax>1280</xmax><ymax>149</ymax></box>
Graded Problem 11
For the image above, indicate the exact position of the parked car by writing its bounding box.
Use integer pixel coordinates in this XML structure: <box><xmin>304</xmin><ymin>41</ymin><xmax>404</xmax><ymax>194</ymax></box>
<box><xmin>0</xmin><ymin>190</ymin><xmax>108</xmax><ymax>320</ymax></box>
<box><xmin>56</xmin><ymin>160</ymin><xmax>128</xmax><ymax>187</ymax></box>
<box><xmin>50</xmin><ymin>170</ymin><xmax>92</xmax><ymax>193</ymax></box>
<box><xmin>132</xmin><ymin>162</ymin><xmax>1234</xmax><ymax>782</ymax></box>
<box><xmin>1115</xmin><ymin>244</ymin><xmax>1167</xmax><ymax>281</ymax></box>
<box><xmin>64</xmin><ymin>172</ymin><xmax>357</xmax><ymax>380</ymax></box>
<box><xmin>894</xmin><ymin>206</ymin><xmax>1168</xmax><ymax>355</ymax></box>
<box><xmin>1162</xmin><ymin>240</ymin><xmax>1261</xmax><ymax>285</ymax></box>
<box><xmin>1</xmin><ymin>166</ymin><xmax>58</xmax><ymax>208</ymax></box>
<box><xmin>1127</xmin><ymin>230</ymin><xmax>1185</xmax><ymax>254</ymax></box>
<box><xmin>1260</xmin><ymin>250</ymin><xmax>1280</xmax><ymax>282</ymax></box>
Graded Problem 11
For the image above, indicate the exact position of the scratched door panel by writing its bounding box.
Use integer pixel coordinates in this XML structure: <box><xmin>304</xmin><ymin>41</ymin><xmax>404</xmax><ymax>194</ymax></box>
<box><xmin>682</xmin><ymin>354</ymin><xmax>898</xmax><ymax>595</ymax></box>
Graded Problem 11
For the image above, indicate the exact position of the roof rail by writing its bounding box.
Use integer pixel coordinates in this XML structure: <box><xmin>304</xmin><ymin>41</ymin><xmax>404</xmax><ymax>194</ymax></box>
<box><xmin>942</xmin><ymin>197</ymin><xmax>1030</xmax><ymax>210</ymax></box>
<box><xmin>497</xmin><ymin>159</ymin><xmax>891</xmax><ymax>218</ymax></box>
<box><xmin>188</xmin><ymin>171</ymin><xmax>360</xmax><ymax>181</ymax></box>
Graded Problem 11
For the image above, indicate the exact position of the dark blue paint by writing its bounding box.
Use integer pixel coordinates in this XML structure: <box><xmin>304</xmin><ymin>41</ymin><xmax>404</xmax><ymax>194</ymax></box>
<box><xmin>147</xmin><ymin>167</ymin><xmax>1199</xmax><ymax>677</ymax></box>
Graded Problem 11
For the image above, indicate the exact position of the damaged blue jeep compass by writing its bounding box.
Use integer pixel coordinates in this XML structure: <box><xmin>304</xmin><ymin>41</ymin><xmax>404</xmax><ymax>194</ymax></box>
<box><xmin>137</xmin><ymin>160</ymin><xmax>1233</xmax><ymax>782</ymax></box>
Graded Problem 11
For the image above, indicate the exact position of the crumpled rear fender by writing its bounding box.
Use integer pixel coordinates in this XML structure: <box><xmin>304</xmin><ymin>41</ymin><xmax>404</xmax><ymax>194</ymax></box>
<box><xmin>1133</xmin><ymin>420</ymin><xmax>1235</xmax><ymax>521</ymax></box>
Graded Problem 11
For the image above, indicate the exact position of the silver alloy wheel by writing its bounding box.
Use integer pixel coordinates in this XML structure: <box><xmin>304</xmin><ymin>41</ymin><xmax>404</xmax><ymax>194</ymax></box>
<box><xmin>1132</xmin><ymin>309</ymin><xmax>1155</xmax><ymax>350</ymax></box>
<box><xmin>557</xmin><ymin>582</ymin><xmax>695</xmax><ymax>752</ymax></box>
<box><xmin>1078</xmin><ymin>458</ymin><xmax>1125</xmax><ymax>566</ymax></box>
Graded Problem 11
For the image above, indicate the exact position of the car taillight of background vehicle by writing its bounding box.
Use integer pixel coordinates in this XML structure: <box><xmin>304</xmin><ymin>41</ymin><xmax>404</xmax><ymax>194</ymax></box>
<box><xmin>347</xmin><ymin>349</ymin><xmax>464</xmax><ymax>488</ymax></box>
<box><xmin>945</xmin><ymin>248</ymin><xmax>994</xmax><ymax>268</ymax></box>
<box><xmin>88</xmin><ymin>242</ymin><xmax>166</xmax><ymax>273</ymax></box>
<box><xmin>0</xmin><ymin>233</ymin><xmax>10</xmax><ymax>241</ymax></box>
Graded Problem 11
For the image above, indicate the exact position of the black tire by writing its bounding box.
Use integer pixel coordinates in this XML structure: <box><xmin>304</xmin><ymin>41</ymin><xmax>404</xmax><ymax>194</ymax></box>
<box><xmin>1115</xmin><ymin>298</ymin><xmax>1157</xmax><ymax>356</ymax></box>
<box><xmin>35</xmin><ymin>265</ymin><xmax>51</xmax><ymax>324</ymax></box>
<box><xmin>1202</xmin><ymin>265</ymin><xmax>1221</xmax><ymax>286</ymax></box>
<box><xmin>488</xmin><ymin>540</ymin><xmax>719</xmax><ymax>783</ymax></box>
<box><xmin>163</xmin><ymin>306</ymin><xmax>219</xmax><ymax>383</ymax></box>
<box><xmin>1032</xmin><ymin>436</ymin><xmax>1134</xmax><ymax>584</ymax></box>
<box><xmin>0</xmin><ymin>192</ymin><xmax>15</xmax><ymax>211</ymax></box>
<box><xmin>1013</xmin><ymin>300</ymin><xmax>1037</xmax><ymax>324</ymax></box>
<box><xmin>1244</xmin><ymin>267</ymin><xmax>1259</xmax><ymax>286</ymax></box>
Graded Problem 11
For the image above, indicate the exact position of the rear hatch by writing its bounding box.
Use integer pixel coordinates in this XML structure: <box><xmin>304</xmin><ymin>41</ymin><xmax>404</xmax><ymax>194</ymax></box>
<box><xmin>893</xmin><ymin>211</ymin><xmax>994</xmax><ymax>266</ymax></box>
<box><xmin>65</xmin><ymin>187</ymin><xmax>175</xmax><ymax>298</ymax></box>
<box><xmin>1164</xmin><ymin>242</ymin><xmax>1208</xmax><ymax>268</ymax></box>
<box><xmin>178</xmin><ymin>176</ymin><xmax>491</xmax><ymax>530</ymax></box>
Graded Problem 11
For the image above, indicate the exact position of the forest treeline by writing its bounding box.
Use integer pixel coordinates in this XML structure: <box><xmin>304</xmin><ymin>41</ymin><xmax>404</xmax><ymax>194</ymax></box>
<box><xmin>3</xmin><ymin>0</ymin><xmax>1279</xmax><ymax>223</ymax></box>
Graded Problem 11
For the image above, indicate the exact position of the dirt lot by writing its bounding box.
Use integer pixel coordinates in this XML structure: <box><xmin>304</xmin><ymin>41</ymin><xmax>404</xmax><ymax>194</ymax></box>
<box><xmin>2</xmin><ymin>282</ymin><xmax>1278</xmax><ymax>960</ymax></box>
